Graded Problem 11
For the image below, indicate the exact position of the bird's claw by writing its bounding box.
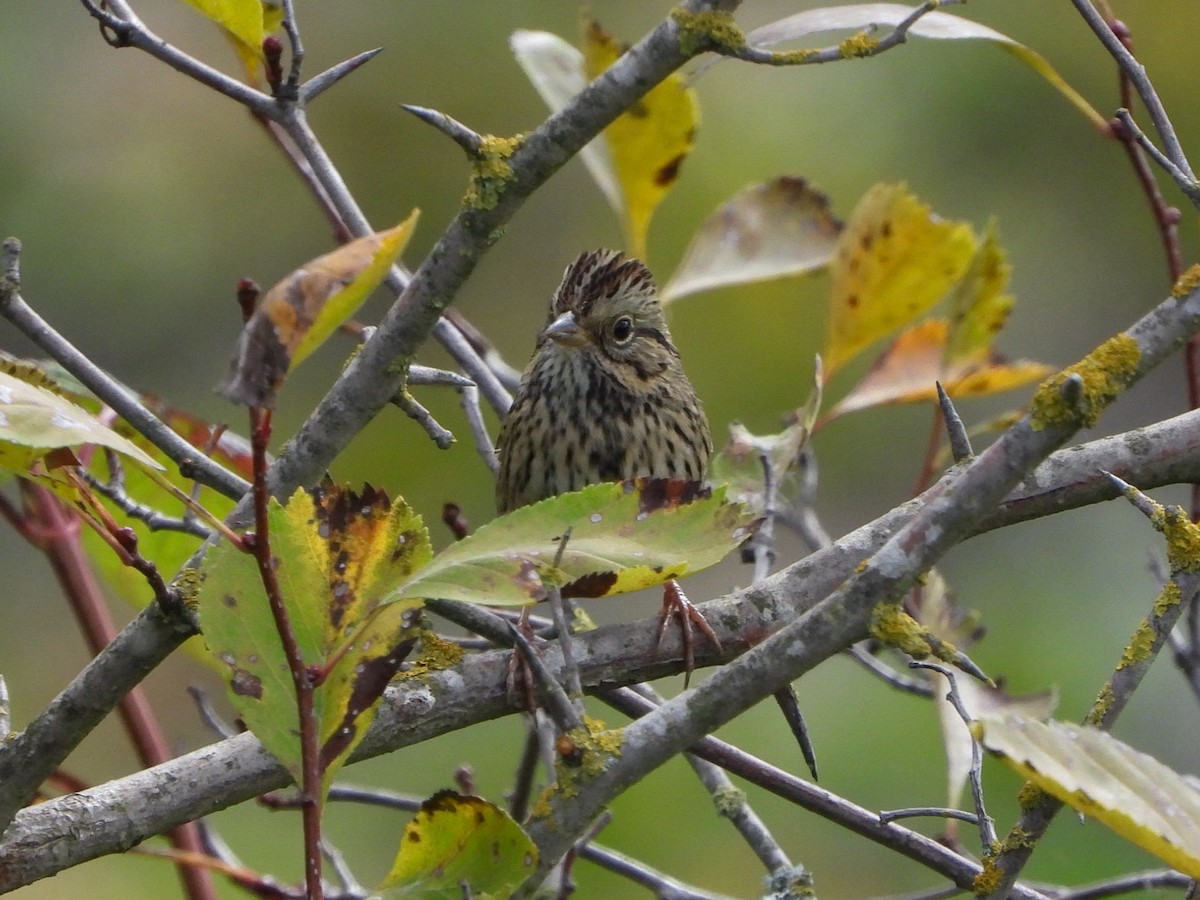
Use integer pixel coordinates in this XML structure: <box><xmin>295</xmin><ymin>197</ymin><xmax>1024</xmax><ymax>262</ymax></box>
<box><xmin>656</xmin><ymin>580</ymin><xmax>722</xmax><ymax>688</ymax></box>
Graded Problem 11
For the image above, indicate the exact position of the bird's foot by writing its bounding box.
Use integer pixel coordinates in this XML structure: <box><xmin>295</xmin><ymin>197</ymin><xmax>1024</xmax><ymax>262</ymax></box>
<box><xmin>655</xmin><ymin>580</ymin><xmax>722</xmax><ymax>688</ymax></box>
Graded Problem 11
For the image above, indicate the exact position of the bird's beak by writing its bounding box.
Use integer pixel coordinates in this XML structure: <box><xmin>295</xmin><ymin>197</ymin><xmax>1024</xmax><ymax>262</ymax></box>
<box><xmin>542</xmin><ymin>311</ymin><xmax>589</xmax><ymax>348</ymax></box>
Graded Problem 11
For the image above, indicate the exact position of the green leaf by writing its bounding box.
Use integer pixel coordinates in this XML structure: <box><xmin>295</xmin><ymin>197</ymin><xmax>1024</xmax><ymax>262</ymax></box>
<box><xmin>379</xmin><ymin>791</ymin><xmax>537</xmax><ymax>898</ymax></box>
<box><xmin>387</xmin><ymin>479</ymin><xmax>756</xmax><ymax>607</ymax></box>
<box><xmin>0</xmin><ymin>369</ymin><xmax>162</xmax><ymax>472</ymax></box>
<box><xmin>197</xmin><ymin>483</ymin><xmax>428</xmax><ymax>793</ymax></box>
<box><xmin>661</xmin><ymin>177</ymin><xmax>843</xmax><ymax>303</ymax></box>
<box><xmin>975</xmin><ymin>715</ymin><xmax>1200</xmax><ymax>878</ymax></box>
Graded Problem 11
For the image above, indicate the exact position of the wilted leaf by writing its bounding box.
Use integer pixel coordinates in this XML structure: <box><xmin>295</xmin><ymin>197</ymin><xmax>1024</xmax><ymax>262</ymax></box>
<box><xmin>711</xmin><ymin>361</ymin><xmax>823</xmax><ymax>514</ymax></box>
<box><xmin>737</xmin><ymin>4</ymin><xmax>1105</xmax><ymax>129</ymax></box>
<box><xmin>976</xmin><ymin>716</ymin><xmax>1200</xmax><ymax>878</ymax></box>
<box><xmin>825</xmin><ymin>319</ymin><xmax>1051</xmax><ymax>418</ymax></box>
<box><xmin>824</xmin><ymin>183</ymin><xmax>977</xmax><ymax>378</ymax></box>
<box><xmin>379</xmin><ymin>791</ymin><xmax>537</xmax><ymax>897</ymax></box>
<box><xmin>197</xmin><ymin>483</ymin><xmax>428</xmax><ymax>793</ymax></box>
<box><xmin>0</xmin><ymin>369</ymin><xmax>162</xmax><ymax>473</ymax></box>
<box><xmin>384</xmin><ymin>479</ymin><xmax>755</xmax><ymax>608</ymax></box>
<box><xmin>584</xmin><ymin>19</ymin><xmax>698</xmax><ymax>259</ymax></box>
<box><xmin>661</xmin><ymin>177</ymin><xmax>842</xmax><ymax>303</ymax></box>
<box><xmin>510</xmin><ymin>29</ymin><xmax>620</xmax><ymax>213</ymax></box>
<box><xmin>220</xmin><ymin>212</ymin><xmax>419</xmax><ymax>408</ymax></box>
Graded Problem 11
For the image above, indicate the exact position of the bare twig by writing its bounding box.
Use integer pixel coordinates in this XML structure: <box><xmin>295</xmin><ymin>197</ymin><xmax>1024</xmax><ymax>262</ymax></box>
<box><xmin>0</xmin><ymin>240</ymin><xmax>248</xmax><ymax>500</ymax></box>
<box><xmin>1068</xmin><ymin>0</ymin><xmax>1200</xmax><ymax>201</ymax></box>
<box><xmin>909</xmin><ymin>661</ymin><xmax>995</xmax><ymax>847</ymax></box>
<box><xmin>401</xmin><ymin>104</ymin><xmax>485</xmax><ymax>156</ymax></box>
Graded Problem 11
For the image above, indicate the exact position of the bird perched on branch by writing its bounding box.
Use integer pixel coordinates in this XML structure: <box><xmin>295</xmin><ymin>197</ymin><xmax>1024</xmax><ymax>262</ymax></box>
<box><xmin>496</xmin><ymin>248</ymin><xmax>718</xmax><ymax>678</ymax></box>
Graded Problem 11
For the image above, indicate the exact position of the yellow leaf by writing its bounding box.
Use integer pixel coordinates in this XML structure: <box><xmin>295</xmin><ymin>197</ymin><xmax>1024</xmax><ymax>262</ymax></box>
<box><xmin>824</xmin><ymin>184</ymin><xmax>977</xmax><ymax>377</ymax></box>
<box><xmin>584</xmin><ymin>20</ymin><xmax>698</xmax><ymax>259</ymax></box>
<box><xmin>180</xmin><ymin>0</ymin><xmax>279</xmax><ymax>72</ymax></box>
<box><xmin>946</xmin><ymin>225</ymin><xmax>1014</xmax><ymax>367</ymax></box>
<box><xmin>219</xmin><ymin>211</ymin><xmax>419</xmax><ymax>408</ymax></box>
<box><xmin>825</xmin><ymin>319</ymin><xmax>1051</xmax><ymax>418</ymax></box>
<box><xmin>977</xmin><ymin>716</ymin><xmax>1200</xmax><ymax>878</ymax></box>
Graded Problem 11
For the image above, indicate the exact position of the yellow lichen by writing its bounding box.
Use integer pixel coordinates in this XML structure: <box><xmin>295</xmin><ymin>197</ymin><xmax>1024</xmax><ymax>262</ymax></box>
<box><xmin>971</xmin><ymin>856</ymin><xmax>1003</xmax><ymax>895</ymax></box>
<box><xmin>869</xmin><ymin>603</ymin><xmax>931</xmax><ymax>658</ymax></box>
<box><xmin>1085</xmin><ymin>682</ymin><xmax>1114</xmax><ymax>727</ymax></box>
<box><xmin>1172</xmin><ymin>262</ymin><xmax>1200</xmax><ymax>298</ymax></box>
<box><xmin>1117</xmin><ymin>618</ymin><xmax>1156</xmax><ymax>670</ymax></box>
<box><xmin>464</xmin><ymin>135</ymin><xmax>524</xmax><ymax>211</ymax></box>
<box><xmin>173</xmin><ymin>566</ymin><xmax>203</xmax><ymax>610</ymax></box>
<box><xmin>395</xmin><ymin>631</ymin><xmax>464</xmax><ymax>680</ymax></box>
<box><xmin>1016</xmin><ymin>780</ymin><xmax>1052</xmax><ymax>811</ymax></box>
<box><xmin>712</xmin><ymin>786</ymin><xmax>745</xmax><ymax>818</ymax></box>
<box><xmin>670</xmin><ymin>7</ymin><xmax>746</xmax><ymax>56</ymax></box>
<box><xmin>1152</xmin><ymin>504</ymin><xmax>1200</xmax><ymax>573</ymax></box>
<box><xmin>1030</xmin><ymin>333</ymin><xmax>1140</xmax><ymax>430</ymax></box>
<box><xmin>839</xmin><ymin>31</ymin><xmax>879</xmax><ymax>58</ymax></box>
<box><xmin>1154</xmin><ymin>580</ymin><xmax>1183</xmax><ymax>617</ymax></box>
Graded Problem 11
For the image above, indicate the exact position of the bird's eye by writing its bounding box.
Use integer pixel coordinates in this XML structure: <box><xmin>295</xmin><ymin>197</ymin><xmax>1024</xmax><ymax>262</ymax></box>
<box><xmin>611</xmin><ymin>316</ymin><xmax>634</xmax><ymax>342</ymax></box>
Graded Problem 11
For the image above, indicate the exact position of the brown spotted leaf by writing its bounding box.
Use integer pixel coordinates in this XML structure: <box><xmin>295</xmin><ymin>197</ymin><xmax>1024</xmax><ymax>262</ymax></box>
<box><xmin>379</xmin><ymin>790</ymin><xmax>537</xmax><ymax>897</ymax></box>
<box><xmin>197</xmin><ymin>482</ymin><xmax>429</xmax><ymax>793</ymax></box>
<box><xmin>583</xmin><ymin>19</ymin><xmax>698</xmax><ymax>259</ymax></box>
<box><xmin>384</xmin><ymin>479</ymin><xmax>755</xmax><ymax>608</ymax></box>
<box><xmin>824</xmin><ymin>183</ymin><xmax>977</xmax><ymax>378</ymax></box>
<box><xmin>220</xmin><ymin>213</ymin><xmax>418</xmax><ymax>408</ymax></box>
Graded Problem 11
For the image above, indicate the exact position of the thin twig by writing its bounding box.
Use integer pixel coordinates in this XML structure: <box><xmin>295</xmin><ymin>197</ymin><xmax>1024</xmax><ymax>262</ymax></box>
<box><xmin>390</xmin><ymin>389</ymin><xmax>454</xmax><ymax>449</ymax></box>
<box><xmin>878</xmin><ymin>806</ymin><xmax>980</xmax><ymax>826</ymax></box>
<box><xmin>508</xmin><ymin>622</ymin><xmax>583</xmax><ymax>734</ymax></box>
<box><xmin>1068</xmin><ymin>0</ymin><xmax>1199</xmax><ymax>198</ymax></box>
<box><xmin>546</xmin><ymin>530</ymin><xmax>584</xmax><ymax>708</ymax></box>
<box><xmin>847</xmin><ymin>643</ymin><xmax>935</xmax><ymax>697</ymax></box>
<box><xmin>909</xmin><ymin>661</ymin><xmax>995</xmax><ymax>847</ymax></box>
<box><xmin>460</xmin><ymin>382</ymin><xmax>499</xmax><ymax>474</ymax></box>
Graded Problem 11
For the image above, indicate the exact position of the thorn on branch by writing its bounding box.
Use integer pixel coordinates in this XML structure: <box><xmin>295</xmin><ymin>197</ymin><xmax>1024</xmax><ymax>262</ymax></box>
<box><xmin>401</xmin><ymin>104</ymin><xmax>484</xmax><ymax>157</ymax></box>
<box><xmin>302</xmin><ymin>48</ymin><xmax>383</xmax><ymax>103</ymax></box>
<box><xmin>936</xmin><ymin>382</ymin><xmax>973</xmax><ymax>462</ymax></box>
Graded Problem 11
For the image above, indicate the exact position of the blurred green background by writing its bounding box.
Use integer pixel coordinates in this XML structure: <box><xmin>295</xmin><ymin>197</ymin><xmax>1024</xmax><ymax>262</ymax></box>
<box><xmin>2</xmin><ymin>1</ymin><xmax>1199</xmax><ymax>897</ymax></box>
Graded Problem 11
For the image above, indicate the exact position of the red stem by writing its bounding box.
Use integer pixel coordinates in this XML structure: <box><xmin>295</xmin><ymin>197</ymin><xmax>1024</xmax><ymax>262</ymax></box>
<box><xmin>18</xmin><ymin>483</ymin><xmax>218</xmax><ymax>900</ymax></box>
<box><xmin>1104</xmin><ymin>13</ymin><xmax>1196</xmax><ymax>516</ymax></box>
<box><xmin>246</xmin><ymin>407</ymin><xmax>324</xmax><ymax>899</ymax></box>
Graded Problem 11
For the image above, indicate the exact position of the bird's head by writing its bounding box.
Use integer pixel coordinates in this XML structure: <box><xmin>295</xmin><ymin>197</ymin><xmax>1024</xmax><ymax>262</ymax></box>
<box><xmin>538</xmin><ymin>249</ymin><xmax>678</xmax><ymax>380</ymax></box>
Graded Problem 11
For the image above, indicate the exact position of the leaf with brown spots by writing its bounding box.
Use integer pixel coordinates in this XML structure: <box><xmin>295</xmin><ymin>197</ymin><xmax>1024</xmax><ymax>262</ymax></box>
<box><xmin>197</xmin><ymin>482</ymin><xmax>429</xmax><ymax>794</ymax></box>
<box><xmin>220</xmin><ymin>212</ymin><xmax>418</xmax><ymax>408</ymax></box>
<box><xmin>378</xmin><ymin>790</ymin><xmax>537</xmax><ymax>897</ymax></box>
<box><xmin>824</xmin><ymin>183</ymin><xmax>977</xmax><ymax>377</ymax></box>
<box><xmin>383</xmin><ymin>478</ymin><xmax>756</xmax><ymax>608</ymax></box>
<box><xmin>583</xmin><ymin>19</ymin><xmax>698</xmax><ymax>259</ymax></box>
<box><xmin>662</xmin><ymin>177</ymin><xmax>843</xmax><ymax>303</ymax></box>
